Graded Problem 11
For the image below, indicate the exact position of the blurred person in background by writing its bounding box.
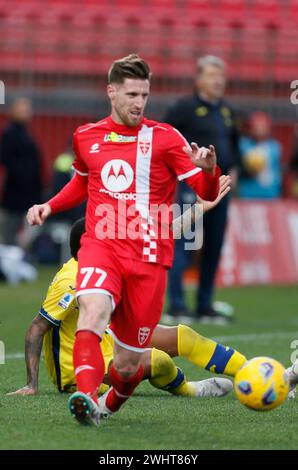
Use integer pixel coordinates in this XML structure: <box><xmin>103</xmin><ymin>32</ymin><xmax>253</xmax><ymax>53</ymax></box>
<box><xmin>51</xmin><ymin>143</ymin><xmax>85</xmax><ymax>223</ymax></box>
<box><xmin>31</xmin><ymin>144</ymin><xmax>86</xmax><ymax>265</ymax></box>
<box><xmin>285</xmin><ymin>123</ymin><xmax>298</xmax><ymax>198</ymax></box>
<box><xmin>164</xmin><ymin>55</ymin><xmax>240</xmax><ymax>324</ymax></box>
<box><xmin>238</xmin><ymin>111</ymin><xmax>282</xmax><ymax>199</ymax></box>
<box><xmin>0</xmin><ymin>97</ymin><xmax>42</xmax><ymax>246</ymax></box>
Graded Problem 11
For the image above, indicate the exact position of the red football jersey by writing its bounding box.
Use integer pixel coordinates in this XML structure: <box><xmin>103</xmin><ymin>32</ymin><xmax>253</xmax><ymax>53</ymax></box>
<box><xmin>72</xmin><ymin>115</ymin><xmax>219</xmax><ymax>268</ymax></box>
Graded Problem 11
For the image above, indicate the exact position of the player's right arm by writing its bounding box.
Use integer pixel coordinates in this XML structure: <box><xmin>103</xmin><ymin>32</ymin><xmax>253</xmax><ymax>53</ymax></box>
<box><xmin>7</xmin><ymin>315</ymin><xmax>52</xmax><ymax>395</ymax></box>
<box><xmin>27</xmin><ymin>130</ymin><xmax>88</xmax><ymax>226</ymax></box>
<box><xmin>27</xmin><ymin>172</ymin><xmax>88</xmax><ymax>226</ymax></box>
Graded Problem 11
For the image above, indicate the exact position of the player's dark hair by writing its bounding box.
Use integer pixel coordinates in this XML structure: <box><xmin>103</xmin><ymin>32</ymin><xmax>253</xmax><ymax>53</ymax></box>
<box><xmin>108</xmin><ymin>54</ymin><xmax>151</xmax><ymax>84</ymax></box>
<box><xmin>70</xmin><ymin>217</ymin><xmax>86</xmax><ymax>259</ymax></box>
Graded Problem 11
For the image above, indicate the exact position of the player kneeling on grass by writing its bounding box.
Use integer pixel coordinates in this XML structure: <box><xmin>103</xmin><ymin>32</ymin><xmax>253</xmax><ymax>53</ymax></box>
<box><xmin>8</xmin><ymin>178</ymin><xmax>248</xmax><ymax>402</ymax></box>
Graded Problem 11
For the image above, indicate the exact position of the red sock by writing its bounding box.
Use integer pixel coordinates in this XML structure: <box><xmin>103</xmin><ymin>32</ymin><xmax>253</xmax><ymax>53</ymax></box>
<box><xmin>105</xmin><ymin>364</ymin><xmax>144</xmax><ymax>413</ymax></box>
<box><xmin>73</xmin><ymin>330</ymin><xmax>105</xmax><ymax>405</ymax></box>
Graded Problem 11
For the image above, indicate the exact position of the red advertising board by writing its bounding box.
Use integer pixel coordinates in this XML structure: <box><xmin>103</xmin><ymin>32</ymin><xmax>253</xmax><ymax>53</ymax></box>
<box><xmin>217</xmin><ymin>200</ymin><xmax>298</xmax><ymax>286</ymax></box>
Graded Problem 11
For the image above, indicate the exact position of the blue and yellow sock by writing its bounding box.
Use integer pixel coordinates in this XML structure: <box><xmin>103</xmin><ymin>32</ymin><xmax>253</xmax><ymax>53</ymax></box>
<box><xmin>149</xmin><ymin>348</ymin><xmax>197</xmax><ymax>397</ymax></box>
<box><xmin>177</xmin><ymin>324</ymin><xmax>246</xmax><ymax>376</ymax></box>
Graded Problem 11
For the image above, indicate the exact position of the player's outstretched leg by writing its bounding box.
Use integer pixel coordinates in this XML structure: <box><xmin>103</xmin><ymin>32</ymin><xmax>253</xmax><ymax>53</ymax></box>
<box><xmin>177</xmin><ymin>324</ymin><xmax>246</xmax><ymax>376</ymax></box>
<box><xmin>150</xmin><ymin>324</ymin><xmax>247</xmax><ymax>377</ymax></box>
<box><xmin>149</xmin><ymin>348</ymin><xmax>233</xmax><ymax>397</ymax></box>
<box><xmin>285</xmin><ymin>359</ymin><xmax>298</xmax><ymax>399</ymax></box>
<box><xmin>177</xmin><ymin>325</ymin><xmax>247</xmax><ymax>377</ymax></box>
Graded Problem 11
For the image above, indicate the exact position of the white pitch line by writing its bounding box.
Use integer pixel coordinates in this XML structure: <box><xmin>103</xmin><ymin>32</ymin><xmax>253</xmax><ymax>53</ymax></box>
<box><xmin>5</xmin><ymin>353</ymin><xmax>24</xmax><ymax>360</ymax></box>
<box><xmin>214</xmin><ymin>331</ymin><xmax>298</xmax><ymax>343</ymax></box>
<box><xmin>4</xmin><ymin>331</ymin><xmax>298</xmax><ymax>360</ymax></box>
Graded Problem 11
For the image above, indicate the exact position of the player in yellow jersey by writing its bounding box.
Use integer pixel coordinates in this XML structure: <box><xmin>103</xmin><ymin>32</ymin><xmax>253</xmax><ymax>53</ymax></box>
<box><xmin>10</xmin><ymin>252</ymin><xmax>243</xmax><ymax>398</ymax></box>
<box><xmin>9</xmin><ymin>177</ymin><xmax>250</xmax><ymax>400</ymax></box>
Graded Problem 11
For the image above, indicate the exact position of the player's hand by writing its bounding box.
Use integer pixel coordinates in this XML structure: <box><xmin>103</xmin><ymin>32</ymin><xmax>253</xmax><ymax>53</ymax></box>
<box><xmin>183</xmin><ymin>143</ymin><xmax>217</xmax><ymax>175</ymax></box>
<box><xmin>6</xmin><ymin>385</ymin><xmax>38</xmax><ymax>396</ymax></box>
<box><xmin>27</xmin><ymin>203</ymin><xmax>52</xmax><ymax>226</ymax></box>
<box><xmin>197</xmin><ymin>175</ymin><xmax>231</xmax><ymax>213</ymax></box>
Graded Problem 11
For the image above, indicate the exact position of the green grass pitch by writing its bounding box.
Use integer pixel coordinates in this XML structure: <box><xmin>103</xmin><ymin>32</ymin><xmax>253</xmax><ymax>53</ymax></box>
<box><xmin>0</xmin><ymin>266</ymin><xmax>298</xmax><ymax>450</ymax></box>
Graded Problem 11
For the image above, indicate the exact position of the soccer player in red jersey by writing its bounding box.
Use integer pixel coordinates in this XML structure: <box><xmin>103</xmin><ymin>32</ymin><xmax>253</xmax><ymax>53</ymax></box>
<box><xmin>27</xmin><ymin>54</ymin><xmax>223</xmax><ymax>426</ymax></box>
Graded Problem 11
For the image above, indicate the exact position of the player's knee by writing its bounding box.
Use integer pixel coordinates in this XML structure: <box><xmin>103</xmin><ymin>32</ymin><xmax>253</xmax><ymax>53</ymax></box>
<box><xmin>114</xmin><ymin>356</ymin><xmax>141</xmax><ymax>379</ymax></box>
<box><xmin>114</xmin><ymin>363</ymin><xmax>139</xmax><ymax>379</ymax></box>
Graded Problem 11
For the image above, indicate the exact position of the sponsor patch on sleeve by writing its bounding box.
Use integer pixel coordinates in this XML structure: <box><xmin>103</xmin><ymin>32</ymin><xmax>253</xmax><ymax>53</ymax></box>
<box><xmin>58</xmin><ymin>293</ymin><xmax>74</xmax><ymax>309</ymax></box>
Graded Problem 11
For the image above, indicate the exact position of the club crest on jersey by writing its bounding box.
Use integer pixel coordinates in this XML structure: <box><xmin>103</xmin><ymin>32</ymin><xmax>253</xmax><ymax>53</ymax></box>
<box><xmin>138</xmin><ymin>327</ymin><xmax>151</xmax><ymax>346</ymax></box>
<box><xmin>89</xmin><ymin>142</ymin><xmax>100</xmax><ymax>154</ymax></box>
<box><xmin>101</xmin><ymin>159</ymin><xmax>134</xmax><ymax>192</ymax></box>
<box><xmin>139</xmin><ymin>140</ymin><xmax>151</xmax><ymax>156</ymax></box>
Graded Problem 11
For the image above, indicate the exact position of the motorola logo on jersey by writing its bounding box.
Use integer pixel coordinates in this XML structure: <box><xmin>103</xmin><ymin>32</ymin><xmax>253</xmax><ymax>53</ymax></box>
<box><xmin>101</xmin><ymin>159</ymin><xmax>134</xmax><ymax>192</ymax></box>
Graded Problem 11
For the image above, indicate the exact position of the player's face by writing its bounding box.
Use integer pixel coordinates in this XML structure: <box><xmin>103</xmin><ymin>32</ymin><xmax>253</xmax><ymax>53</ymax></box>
<box><xmin>108</xmin><ymin>78</ymin><xmax>150</xmax><ymax>127</ymax></box>
<box><xmin>196</xmin><ymin>64</ymin><xmax>226</xmax><ymax>101</ymax></box>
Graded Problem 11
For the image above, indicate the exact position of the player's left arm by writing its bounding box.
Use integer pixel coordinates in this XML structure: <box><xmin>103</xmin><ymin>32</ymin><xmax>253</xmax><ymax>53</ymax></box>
<box><xmin>183</xmin><ymin>142</ymin><xmax>217</xmax><ymax>175</ymax></box>
<box><xmin>7</xmin><ymin>315</ymin><xmax>52</xmax><ymax>395</ymax></box>
<box><xmin>182</xmin><ymin>143</ymin><xmax>221</xmax><ymax>201</ymax></box>
<box><xmin>165</xmin><ymin>127</ymin><xmax>221</xmax><ymax>201</ymax></box>
<box><xmin>172</xmin><ymin>174</ymin><xmax>231</xmax><ymax>238</ymax></box>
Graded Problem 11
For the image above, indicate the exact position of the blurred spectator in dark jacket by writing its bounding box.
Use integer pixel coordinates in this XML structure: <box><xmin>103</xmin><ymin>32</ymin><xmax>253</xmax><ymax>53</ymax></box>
<box><xmin>0</xmin><ymin>97</ymin><xmax>42</xmax><ymax>245</ymax></box>
<box><xmin>51</xmin><ymin>146</ymin><xmax>85</xmax><ymax>222</ymax></box>
<box><xmin>30</xmin><ymin>146</ymin><xmax>85</xmax><ymax>265</ymax></box>
<box><xmin>238</xmin><ymin>112</ymin><xmax>282</xmax><ymax>199</ymax></box>
<box><xmin>164</xmin><ymin>55</ymin><xmax>240</xmax><ymax>324</ymax></box>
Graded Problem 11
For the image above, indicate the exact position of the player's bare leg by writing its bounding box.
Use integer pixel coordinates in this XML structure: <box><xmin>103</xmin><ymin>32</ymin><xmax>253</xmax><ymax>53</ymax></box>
<box><xmin>69</xmin><ymin>293</ymin><xmax>112</xmax><ymax>426</ymax></box>
<box><xmin>98</xmin><ymin>343</ymin><xmax>144</xmax><ymax>417</ymax></box>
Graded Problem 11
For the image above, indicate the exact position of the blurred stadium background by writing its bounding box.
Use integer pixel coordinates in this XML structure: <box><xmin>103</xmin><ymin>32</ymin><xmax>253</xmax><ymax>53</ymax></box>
<box><xmin>0</xmin><ymin>0</ymin><xmax>298</xmax><ymax>284</ymax></box>
<box><xmin>1</xmin><ymin>0</ymin><xmax>298</xmax><ymax>451</ymax></box>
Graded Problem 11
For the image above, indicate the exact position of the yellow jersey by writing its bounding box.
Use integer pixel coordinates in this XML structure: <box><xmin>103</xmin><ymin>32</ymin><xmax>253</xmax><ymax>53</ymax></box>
<box><xmin>41</xmin><ymin>258</ymin><xmax>113</xmax><ymax>392</ymax></box>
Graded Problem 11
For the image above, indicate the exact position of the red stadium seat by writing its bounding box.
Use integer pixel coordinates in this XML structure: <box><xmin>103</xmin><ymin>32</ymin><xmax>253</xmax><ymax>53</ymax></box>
<box><xmin>185</xmin><ymin>0</ymin><xmax>213</xmax><ymax>23</ymax></box>
<box><xmin>0</xmin><ymin>0</ymin><xmax>294</xmax><ymax>82</ymax></box>
<box><xmin>217</xmin><ymin>0</ymin><xmax>247</xmax><ymax>22</ymax></box>
<box><xmin>290</xmin><ymin>0</ymin><xmax>298</xmax><ymax>25</ymax></box>
<box><xmin>252</xmin><ymin>0</ymin><xmax>282</xmax><ymax>25</ymax></box>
